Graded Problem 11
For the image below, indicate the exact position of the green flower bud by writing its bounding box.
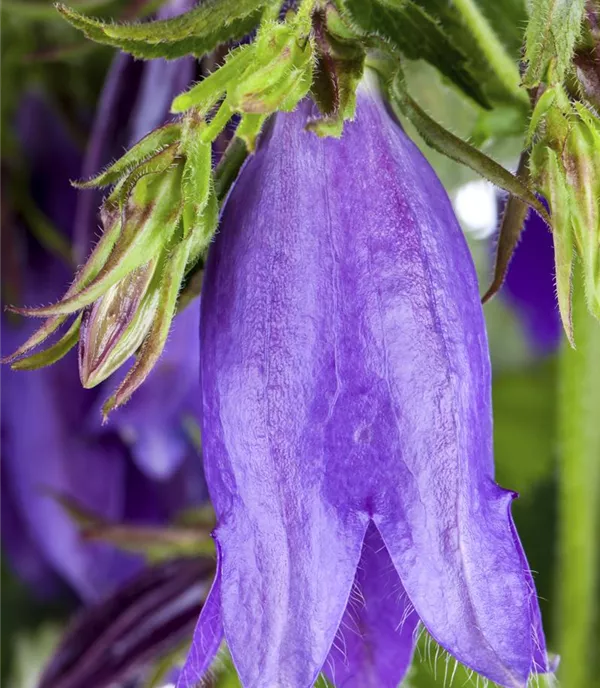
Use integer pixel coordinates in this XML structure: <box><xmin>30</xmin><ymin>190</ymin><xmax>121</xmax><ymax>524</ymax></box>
<box><xmin>5</xmin><ymin>114</ymin><xmax>219</xmax><ymax>416</ymax></box>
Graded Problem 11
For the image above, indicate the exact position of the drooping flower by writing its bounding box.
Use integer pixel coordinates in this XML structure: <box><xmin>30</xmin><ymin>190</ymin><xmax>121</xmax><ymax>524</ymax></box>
<box><xmin>179</xmin><ymin>77</ymin><xmax>552</xmax><ymax>688</ymax></box>
<box><xmin>501</xmin><ymin>201</ymin><xmax>562</xmax><ymax>355</ymax></box>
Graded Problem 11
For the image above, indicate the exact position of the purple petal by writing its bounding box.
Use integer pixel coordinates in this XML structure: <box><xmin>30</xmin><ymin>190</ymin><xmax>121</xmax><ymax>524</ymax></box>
<box><xmin>2</xmin><ymin>312</ymin><xmax>140</xmax><ymax>600</ymax></box>
<box><xmin>197</xmin><ymin>80</ymin><xmax>549</xmax><ymax>687</ymax></box>
<box><xmin>324</xmin><ymin>523</ymin><xmax>419</xmax><ymax>688</ymax></box>
<box><xmin>16</xmin><ymin>93</ymin><xmax>82</xmax><ymax>235</ymax></box>
<box><xmin>177</xmin><ymin>553</ymin><xmax>224</xmax><ymax>688</ymax></box>
<box><xmin>501</xmin><ymin>203</ymin><xmax>561</xmax><ymax>354</ymax></box>
<box><xmin>1</xmin><ymin>459</ymin><xmax>63</xmax><ymax>598</ymax></box>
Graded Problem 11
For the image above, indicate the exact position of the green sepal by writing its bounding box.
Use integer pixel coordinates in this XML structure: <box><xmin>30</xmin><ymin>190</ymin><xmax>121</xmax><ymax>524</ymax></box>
<box><xmin>307</xmin><ymin>7</ymin><xmax>365</xmax><ymax>138</ymax></box>
<box><xmin>13</xmin><ymin>165</ymin><xmax>183</xmax><ymax>317</ymax></box>
<box><xmin>340</xmin><ymin>0</ymin><xmax>490</xmax><ymax>108</ymax></box>
<box><xmin>170</xmin><ymin>47</ymin><xmax>253</xmax><ymax>115</ymax></box>
<box><xmin>526</xmin><ymin>86</ymin><xmax>557</xmax><ymax>147</ymax></box>
<box><xmin>181</xmin><ymin>136</ymin><xmax>213</xmax><ymax>239</ymax></box>
<box><xmin>56</xmin><ymin>3</ymin><xmax>263</xmax><ymax>60</ymax></box>
<box><xmin>52</xmin><ymin>492</ymin><xmax>214</xmax><ymax>561</ymax></box>
<box><xmin>82</xmin><ymin>522</ymin><xmax>215</xmax><ymax>561</ymax></box>
<box><xmin>545</xmin><ymin>147</ymin><xmax>576</xmax><ymax>346</ymax></box>
<box><xmin>524</xmin><ymin>0</ymin><xmax>586</xmax><ymax>88</ymax></box>
<box><xmin>187</xmin><ymin>188</ymin><xmax>220</xmax><ymax>269</ymax></box>
<box><xmin>306</xmin><ymin>11</ymin><xmax>366</xmax><ymax>138</ymax></box>
<box><xmin>73</xmin><ymin>123</ymin><xmax>181</xmax><ymax>189</ymax></box>
<box><xmin>200</xmin><ymin>98</ymin><xmax>235</xmax><ymax>143</ymax></box>
<box><xmin>236</xmin><ymin>114</ymin><xmax>268</xmax><ymax>151</ymax></box>
<box><xmin>11</xmin><ymin>315</ymin><xmax>82</xmax><ymax>371</ymax></box>
<box><xmin>231</xmin><ymin>29</ymin><xmax>315</xmax><ymax>115</ymax></box>
<box><xmin>390</xmin><ymin>69</ymin><xmax>549</xmax><ymax>221</ymax></box>
<box><xmin>2</xmin><ymin>209</ymin><xmax>122</xmax><ymax>361</ymax></box>
<box><xmin>483</xmin><ymin>195</ymin><xmax>530</xmax><ymax>305</ymax></box>
<box><xmin>483</xmin><ymin>153</ymin><xmax>533</xmax><ymax>304</ymax></box>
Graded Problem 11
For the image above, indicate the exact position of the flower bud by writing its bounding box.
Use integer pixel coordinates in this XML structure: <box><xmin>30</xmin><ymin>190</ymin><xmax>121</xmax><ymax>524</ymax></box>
<box><xmin>78</xmin><ymin>259</ymin><xmax>159</xmax><ymax>388</ymax></box>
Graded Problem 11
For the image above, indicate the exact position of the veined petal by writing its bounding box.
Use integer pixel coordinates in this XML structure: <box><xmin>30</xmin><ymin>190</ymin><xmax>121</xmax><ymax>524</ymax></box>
<box><xmin>324</xmin><ymin>523</ymin><xmax>419</xmax><ymax>688</ymax></box>
<box><xmin>197</xmin><ymin>78</ymin><xmax>549</xmax><ymax>688</ymax></box>
<box><xmin>177</xmin><ymin>552</ymin><xmax>224</xmax><ymax>688</ymax></box>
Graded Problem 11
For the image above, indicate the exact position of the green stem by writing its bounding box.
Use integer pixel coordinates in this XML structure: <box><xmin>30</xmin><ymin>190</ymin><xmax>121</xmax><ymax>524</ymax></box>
<box><xmin>451</xmin><ymin>0</ymin><xmax>528</xmax><ymax>106</ymax></box>
<box><xmin>557</xmin><ymin>272</ymin><xmax>600</xmax><ymax>687</ymax></box>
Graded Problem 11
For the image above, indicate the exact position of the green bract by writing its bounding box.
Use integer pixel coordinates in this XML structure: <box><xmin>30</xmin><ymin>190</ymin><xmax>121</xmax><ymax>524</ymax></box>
<box><xmin>531</xmin><ymin>88</ymin><xmax>600</xmax><ymax>344</ymax></box>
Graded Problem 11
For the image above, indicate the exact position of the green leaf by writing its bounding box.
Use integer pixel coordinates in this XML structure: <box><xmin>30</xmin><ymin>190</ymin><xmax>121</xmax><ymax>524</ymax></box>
<box><xmin>409</xmin><ymin>0</ymin><xmax>527</xmax><ymax>106</ymax></box>
<box><xmin>524</xmin><ymin>0</ymin><xmax>586</xmax><ymax>87</ymax></box>
<box><xmin>100</xmin><ymin>0</ymin><xmax>267</xmax><ymax>43</ymax></box>
<box><xmin>390</xmin><ymin>70</ymin><xmax>549</xmax><ymax>220</ymax></box>
<box><xmin>57</xmin><ymin>3</ymin><xmax>264</xmax><ymax>60</ymax></box>
<box><xmin>0</xmin><ymin>0</ymin><xmax>119</xmax><ymax>21</ymax></box>
<box><xmin>461</xmin><ymin>0</ymin><xmax>526</xmax><ymax>57</ymax></box>
<box><xmin>340</xmin><ymin>0</ymin><xmax>490</xmax><ymax>107</ymax></box>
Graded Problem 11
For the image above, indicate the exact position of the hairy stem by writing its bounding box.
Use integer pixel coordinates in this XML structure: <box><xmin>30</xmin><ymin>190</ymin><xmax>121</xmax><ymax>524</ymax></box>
<box><xmin>557</xmin><ymin>270</ymin><xmax>600</xmax><ymax>687</ymax></box>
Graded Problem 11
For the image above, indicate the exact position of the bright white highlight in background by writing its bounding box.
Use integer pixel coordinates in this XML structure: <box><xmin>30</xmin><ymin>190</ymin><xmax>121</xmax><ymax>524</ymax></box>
<box><xmin>453</xmin><ymin>180</ymin><xmax>498</xmax><ymax>240</ymax></box>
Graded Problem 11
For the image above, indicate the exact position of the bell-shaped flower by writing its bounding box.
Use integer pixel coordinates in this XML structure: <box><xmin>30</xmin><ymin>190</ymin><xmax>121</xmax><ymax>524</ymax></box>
<box><xmin>179</xmin><ymin>77</ymin><xmax>552</xmax><ymax>688</ymax></box>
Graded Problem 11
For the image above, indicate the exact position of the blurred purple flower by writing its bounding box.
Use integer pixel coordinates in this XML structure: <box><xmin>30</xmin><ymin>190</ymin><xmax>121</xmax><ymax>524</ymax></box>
<box><xmin>1</xmin><ymin>40</ymin><xmax>204</xmax><ymax>601</ymax></box>
<box><xmin>179</xmin><ymin>82</ymin><xmax>552</xmax><ymax>688</ymax></box>
<box><xmin>501</xmin><ymin>202</ymin><xmax>561</xmax><ymax>354</ymax></box>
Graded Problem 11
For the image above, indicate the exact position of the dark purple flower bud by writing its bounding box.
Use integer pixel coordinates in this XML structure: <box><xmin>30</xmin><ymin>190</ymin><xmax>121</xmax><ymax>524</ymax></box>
<box><xmin>40</xmin><ymin>557</ymin><xmax>214</xmax><ymax>688</ymax></box>
<box><xmin>501</xmin><ymin>201</ymin><xmax>562</xmax><ymax>355</ymax></box>
<box><xmin>180</xmin><ymin>79</ymin><xmax>552</xmax><ymax>687</ymax></box>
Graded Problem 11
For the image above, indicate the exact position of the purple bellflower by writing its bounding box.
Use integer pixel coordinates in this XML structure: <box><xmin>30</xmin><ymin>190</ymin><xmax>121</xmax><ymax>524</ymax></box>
<box><xmin>501</xmin><ymin>204</ymin><xmax>562</xmax><ymax>355</ymax></box>
<box><xmin>179</xmin><ymin>78</ymin><xmax>552</xmax><ymax>688</ymax></box>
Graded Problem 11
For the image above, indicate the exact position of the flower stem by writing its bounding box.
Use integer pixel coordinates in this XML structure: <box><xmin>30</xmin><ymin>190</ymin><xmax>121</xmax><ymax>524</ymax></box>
<box><xmin>451</xmin><ymin>0</ymin><xmax>528</xmax><ymax>106</ymax></box>
<box><xmin>557</xmin><ymin>271</ymin><xmax>600</xmax><ymax>687</ymax></box>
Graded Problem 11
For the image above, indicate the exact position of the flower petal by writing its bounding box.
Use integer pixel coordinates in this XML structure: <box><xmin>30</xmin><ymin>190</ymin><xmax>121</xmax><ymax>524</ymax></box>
<box><xmin>324</xmin><ymin>523</ymin><xmax>419</xmax><ymax>688</ymax></box>
<box><xmin>177</xmin><ymin>554</ymin><xmax>224</xmax><ymax>688</ymax></box>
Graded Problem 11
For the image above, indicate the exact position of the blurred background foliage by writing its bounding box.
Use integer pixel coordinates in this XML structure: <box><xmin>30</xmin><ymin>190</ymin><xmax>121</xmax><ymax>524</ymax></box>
<box><xmin>1</xmin><ymin>0</ymin><xmax>594</xmax><ymax>686</ymax></box>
